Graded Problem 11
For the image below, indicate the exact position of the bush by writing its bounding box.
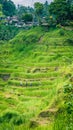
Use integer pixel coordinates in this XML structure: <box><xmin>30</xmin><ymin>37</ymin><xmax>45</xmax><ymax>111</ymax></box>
<box><xmin>63</xmin><ymin>84</ymin><xmax>73</xmax><ymax>93</ymax></box>
<box><xmin>0</xmin><ymin>24</ymin><xmax>21</xmax><ymax>41</ymax></box>
<box><xmin>56</xmin><ymin>24</ymin><xmax>61</xmax><ymax>28</ymax></box>
<box><xmin>25</xmin><ymin>34</ymin><xmax>40</xmax><ymax>44</ymax></box>
<box><xmin>65</xmin><ymin>102</ymin><xmax>73</xmax><ymax>114</ymax></box>
<box><xmin>66</xmin><ymin>38</ymin><xmax>73</xmax><ymax>45</ymax></box>
<box><xmin>0</xmin><ymin>40</ymin><xmax>5</xmax><ymax>44</ymax></box>
<box><xmin>59</xmin><ymin>30</ymin><xmax>65</xmax><ymax>36</ymax></box>
<box><xmin>53</xmin><ymin>83</ymin><xmax>73</xmax><ymax>130</ymax></box>
<box><xmin>11</xmin><ymin>115</ymin><xmax>25</xmax><ymax>125</ymax></box>
<box><xmin>0</xmin><ymin>111</ymin><xmax>25</xmax><ymax>125</ymax></box>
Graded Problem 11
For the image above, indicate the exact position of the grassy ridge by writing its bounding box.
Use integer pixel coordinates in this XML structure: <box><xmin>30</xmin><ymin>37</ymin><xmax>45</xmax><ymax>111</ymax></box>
<box><xmin>0</xmin><ymin>27</ymin><xmax>73</xmax><ymax>130</ymax></box>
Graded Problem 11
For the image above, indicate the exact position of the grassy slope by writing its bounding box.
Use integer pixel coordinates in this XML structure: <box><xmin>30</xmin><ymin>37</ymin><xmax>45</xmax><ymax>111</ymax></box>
<box><xmin>0</xmin><ymin>27</ymin><xmax>73</xmax><ymax>130</ymax></box>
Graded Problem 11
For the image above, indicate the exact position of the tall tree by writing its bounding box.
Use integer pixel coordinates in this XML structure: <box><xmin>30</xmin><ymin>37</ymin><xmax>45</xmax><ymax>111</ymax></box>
<box><xmin>17</xmin><ymin>5</ymin><xmax>34</xmax><ymax>20</ymax></box>
<box><xmin>22</xmin><ymin>13</ymin><xmax>33</xmax><ymax>23</ymax></box>
<box><xmin>34</xmin><ymin>2</ymin><xmax>44</xmax><ymax>25</ymax></box>
<box><xmin>43</xmin><ymin>1</ymin><xmax>50</xmax><ymax>23</ymax></box>
<box><xmin>49</xmin><ymin>0</ymin><xmax>71</xmax><ymax>25</ymax></box>
<box><xmin>3</xmin><ymin>0</ymin><xmax>16</xmax><ymax>16</ymax></box>
<box><xmin>44</xmin><ymin>1</ymin><xmax>49</xmax><ymax>16</ymax></box>
<box><xmin>0</xmin><ymin>0</ymin><xmax>4</xmax><ymax>4</ymax></box>
<box><xmin>17</xmin><ymin>5</ymin><xmax>27</xmax><ymax>19</ymax></box>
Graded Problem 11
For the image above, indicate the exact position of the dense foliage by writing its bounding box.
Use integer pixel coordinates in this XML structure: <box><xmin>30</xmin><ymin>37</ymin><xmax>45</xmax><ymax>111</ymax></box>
<box><xmin>17</xmin><ymin>5</ymin><xmax>34</xmax><ymax>20</ymax></box>
<box><xmin>0</xmin><ymin>25</ymin><xmax>21</xmax><ymax>41</ymax></box>
<box><xmin>0</xmin><ymin>0</ymin><xmax>73</xmax><ymax>25</ymax></box>
<box><xmin>22</xmin><ymin>13</ymin><xmax>33</xmax><ymax>23</ymax></box>
<box><xmin>0</xmin><ymin>4</ymin><xmax>4</xmax><ymax>17</ymax></box>
<box><xmin>0</xmin><ymin>0</ymin><xmax>16</xmax><ymax>16</ymax></box>
<box><xmin>34</xmin><ymin>2</ymin><xmax>44</xmax><ymax>15</ymax></box>
<box><xmin>49</xmin><ymin>0</ymin><xmax>73</xmax><ymax>25</ymax></box>
<box><xmin>0</xmin><ymin>0</ymin><xmax>73</xmax><ymax>129</ymax></box>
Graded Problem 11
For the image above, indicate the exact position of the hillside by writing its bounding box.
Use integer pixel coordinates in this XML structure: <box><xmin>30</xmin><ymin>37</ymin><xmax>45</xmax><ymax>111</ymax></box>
<box><xmin>0</xmin><ymin>27</ymin><xmax>73</xmax><ymax>130</ymax></box>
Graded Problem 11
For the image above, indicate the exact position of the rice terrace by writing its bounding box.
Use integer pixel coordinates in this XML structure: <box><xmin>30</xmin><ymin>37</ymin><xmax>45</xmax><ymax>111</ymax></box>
<box><xmin>0</xmin><ymin>0</ymin><xmax>73</xmax><ymax>130</ymax></box>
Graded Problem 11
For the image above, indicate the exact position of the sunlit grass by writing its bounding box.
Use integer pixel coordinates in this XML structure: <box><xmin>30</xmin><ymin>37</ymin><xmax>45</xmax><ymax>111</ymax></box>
<box><xmin>0</xmin><ymin>27</ymin><xmax>73</xmax><ymax>129</ymax></box>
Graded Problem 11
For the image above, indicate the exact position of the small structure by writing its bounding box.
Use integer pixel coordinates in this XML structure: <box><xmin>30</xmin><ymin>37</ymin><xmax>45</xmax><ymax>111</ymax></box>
<box><xmin>41</xmin><ymin>17</ymin><xmax>49</xmax><ymax>27</ymax></box>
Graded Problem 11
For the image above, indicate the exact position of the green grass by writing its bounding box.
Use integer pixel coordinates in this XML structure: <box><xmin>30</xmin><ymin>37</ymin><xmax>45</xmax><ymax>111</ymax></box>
<box><xmin>0</xmin><ymin>26</ymin><xmax>73</xmax><ymax>130</ymax></box>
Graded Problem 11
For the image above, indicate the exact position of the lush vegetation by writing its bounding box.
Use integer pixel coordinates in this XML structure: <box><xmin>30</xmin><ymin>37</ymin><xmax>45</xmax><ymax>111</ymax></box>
<box><xmin>0</xmin><ymin>24</ymin><xmax>22</xmax><ymax>41</ymax></box>
<box><xmin>0</xmin><ymin>26</ymin><xmax>73</xmax><ymax>130</ymax></box>
<box><xmin>0</xmin><ymin>0</ymin><xmax>16</xmax><ymax>16</ymax></box>
<box><xmin>22</xmin><ymin>13</ymin><xmax>33</xmax><ymax>23</ymax></box>
<box><xmin>0</xmin><ymin>0</ymin><xmax>73</xmax><ymax>25</ymax></box>
<box><xmin>0</xmin><ymin>0</ymin><xmax>73</xmax><ymax>130</ymax></box>
<box><xmin>49</xmin><ymin>0</ymin><xmax>73</xmax><ymax>25</ymax></box>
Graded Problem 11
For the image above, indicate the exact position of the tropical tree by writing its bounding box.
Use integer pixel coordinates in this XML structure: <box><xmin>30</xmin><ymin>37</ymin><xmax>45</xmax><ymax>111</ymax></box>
<box><xmin>22</xmin><ymin>13</ymin><xmax>33</xmax><ymax>23</ymax></box>
<box><xmin>2</xmin><ymin>0</ymin><xmax>16</xmax><ymax>16</ymax></box>
<box><xmin>0</xmin><ymin>0</ymin><xmax>4</xmax><ymax>4</ymax></box>
<box><xmin>70</xmin><ymin>4</ymin><xmax>73</xmax><ymax>20</ymax></box>
<box><xmin>34</xmin><ymin>2</ymin><xmax>44</xmax><ymax>25</ymax></box>
<box><xmin>49</xmin><ymin>0</ymin><xmax>70</xmax><ymax>25</ymax></box>
<box><xmin>17</xmin><ymin>5</ymin><xmax>27</xmax><ymax>19</ymax></box>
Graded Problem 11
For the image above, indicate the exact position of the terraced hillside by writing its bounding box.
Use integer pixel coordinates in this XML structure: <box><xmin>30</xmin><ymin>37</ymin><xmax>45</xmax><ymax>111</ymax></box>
<box><xmin>0</xmin><ymin>27</ymin><xmax>73</xmax><ymax>130</ymax></box>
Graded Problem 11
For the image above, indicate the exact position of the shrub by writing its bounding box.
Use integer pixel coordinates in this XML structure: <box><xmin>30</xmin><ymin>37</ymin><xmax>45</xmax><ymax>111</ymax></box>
<box><xmin>59</xmin><ymin>30</ymin><xmax>65</xmax><ymax>36</ymax></box>
<box><xmin>63</xmin><ymin>84</ymin><xmax>73</xmax><ymax>93</ymax></box>
<box><xmin>65</xmin><ymin>102</ymin><xmax>73</xmax><ymax>114</ymax></box>
<box><xmin>56</xmin><ymin>24</ymin><xmax>61</xmax><ymax>28</ymax></box>
<box><xmin>0</xmin><ymin>24</ymin><xmax>21</xmax><ymax>41</ymax></box>
<box><xmin>66</xmin><ymin>38</ymin><xmax>73</xmax><ymax>45</ymax></box>
<box><xmin>11</xmin><ymin>115</ymin><xmax>25</xmax><ymax>125</ymax></box>
<box><xmin>54</xmin><ymin>83</ymin><xmax>73</xmax><ymax>130</ymax></box>
<box><xmin>0</xmin><ymin>111</ymin><xmax>25</xmax><ymax>125</ymax></box>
